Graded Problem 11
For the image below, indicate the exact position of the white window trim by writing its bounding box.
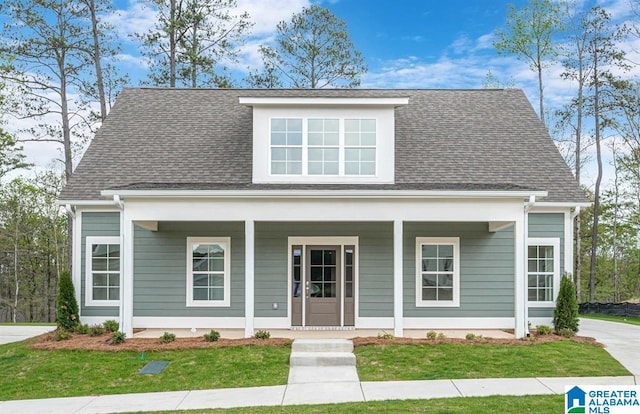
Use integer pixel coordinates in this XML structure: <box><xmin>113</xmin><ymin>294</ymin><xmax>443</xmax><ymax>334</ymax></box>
<box><xmin>186</xmin><ymin>237</ymin><xmax>231</xmax><ymax>307</ymax></box>
<box><xmin>527</xmin><ymin>237</ymin><xmax>561</xmax><ymax>308</ymax></box>
<box><xmin>415</xmin><ymin>237</ymin><xmax>460</xmax><ymax>308</ymax></box>
<box><xmin>269</xmin><ymin>117</ymin><xmax>377</xmax><ymax>178</ymax></box>
<box><xmin>85</xmin><ymin>236</ymin><xmax>120</xmax><ymax>307</ymax></box>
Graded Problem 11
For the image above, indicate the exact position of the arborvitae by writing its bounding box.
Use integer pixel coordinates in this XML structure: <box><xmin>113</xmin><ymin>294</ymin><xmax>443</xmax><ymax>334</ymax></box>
<box><xmin>57</xmin><ymin>270</ymin><xmax>79</xmax><ymax>331</ymax></box>
<box><xmin>553</xmin><ymin>273</ymin><xmax>579</xmax><ymax>333</ymax></box>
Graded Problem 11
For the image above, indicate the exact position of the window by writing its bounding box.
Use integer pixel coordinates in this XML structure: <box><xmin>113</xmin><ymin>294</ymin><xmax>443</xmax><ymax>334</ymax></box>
<box><xmin>271</xmin><ymin>118</ymin><xmax>302</xmax><ymax>175</ymax></box>
<box><xmin>186</xmin><ymin>237</ymin><xmax>230</xmax><ymax>307</ymax></box>
<box><xmin>527</xmin><ymin>238</ymin><xmax>560</xmax><ymax>306</ymax></box>
<box><xmin>416</xmin><ymin>237</ymin><xmax>460</xmax><ymax>307</ymax></box>
<box><xmin>269</xmin><ymin>117</ymin><xmax>376</xmax><ymax>176</ymax></box>
<box><xmin>345</xmin><ymin>119</ymin><xmax>376</xmax><ymax>175</ymax></box>
<box><xmin>85</xmin><ymin>236</ymin><xmax>120</xmax><ymax>306</ymax></box>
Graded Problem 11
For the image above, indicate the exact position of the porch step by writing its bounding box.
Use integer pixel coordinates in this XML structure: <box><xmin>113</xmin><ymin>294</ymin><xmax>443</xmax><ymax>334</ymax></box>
<box><xmin>290</xmin><ymin>351</ymin><xmax>356</xmax><ymax>367</ymax></box>
<box><xmin>291</xmin><ymin>338</ymin><xmax>354</xmax><ymax>353</ymax></box>
<box><xmin>288</xmin><ymin>339</ymin><xmax>359</xmax><ymax>383</ymax></box>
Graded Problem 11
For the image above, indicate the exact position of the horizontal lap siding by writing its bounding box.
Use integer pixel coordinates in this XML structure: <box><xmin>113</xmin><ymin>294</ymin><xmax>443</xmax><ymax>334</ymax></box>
<box><xmin>528</xmin><ymin>213</ymin><xmax>564</xmax><ymax>319</ymax></box>
<box><xmin>133</xmin><ymin>222</ymin><xmax>245</xmax><ymax>317</ymax></box>
<box><xmin>254</xmin><ymin>222</ymin><xmax>394</xmax><ymax>318</ymax></box>
<box><xmin>81</xmin><ymin>212</ymin><xmax>120</xmax><ymax>318</ymax></box>
<box><xmin>404</xmin><ymin>222</ymin><xmax>515</xmax><ymax>317</ymax></box>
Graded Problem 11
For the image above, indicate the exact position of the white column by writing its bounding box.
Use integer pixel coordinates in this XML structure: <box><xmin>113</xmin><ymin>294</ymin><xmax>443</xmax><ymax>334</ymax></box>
<box><xmin>393</xmin><ymin>219</ymin><xmax>404</xmax><ymax>337</ymax></box>
<box><xmin>564</xmin><ymin>211</ymin><xmax>574</xmax><ymax>275</ymax></box>
<box><xmin>514</xmin><ymin>212</ymin><xmax>527</xmax><ymax>338</ymax></box>
<box><xmin>72</xmin><ymin>211</ymin><xmax>82</xmax><ymax>316</ymax></box>
<box><xmin>244</xmin><ymin>220</ymin><xmax>255</xmax><ymax>338</ymax></box>
<box><xmin>120</xmin><ymin>213</ymin><xmax>134</xmax><ymax>338</ymax></box>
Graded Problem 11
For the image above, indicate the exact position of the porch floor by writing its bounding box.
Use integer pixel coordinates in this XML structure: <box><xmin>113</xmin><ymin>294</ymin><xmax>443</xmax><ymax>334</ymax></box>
<box><xmin>133</xmin><ymin>328</ymin><xmax>514</xmax><ymax>339</ymax></box>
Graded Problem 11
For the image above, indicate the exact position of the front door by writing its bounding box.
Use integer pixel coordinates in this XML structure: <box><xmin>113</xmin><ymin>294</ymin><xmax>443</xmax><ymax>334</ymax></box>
<box><xmin>305</xmin><ymin>246</ymin><xmax>340</xmax><ymax>326</ymax></box>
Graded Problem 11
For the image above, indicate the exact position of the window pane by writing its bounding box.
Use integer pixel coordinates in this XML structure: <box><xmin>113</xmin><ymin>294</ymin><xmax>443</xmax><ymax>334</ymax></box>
<box><xmin>324</xmin><ymin>283</ymin><xmax>336</xmax><ymax>297</ymax></box>
<box><xmin>422</xmin><ymin>245</ymin><xmax>437</xmax><ymax>257</ymax></box>
<box><xmin>324</xmin><ymin>250</ymin><xmax>336</xmax><ymax>265</ymax></box>
<box><xmin>422</xmin><ymin>258</ymin><xmax>437</xmax><ymax>272</ymax></box>
<box><xmin>210</xmin><ymin>274</ymin><xmax>224</xmax><ymax>287</ymax></box>
<box><xmin>93</xmin><ymin>287</ymin><xmax>107</xmax><ymax>300</ymax></box>
<box><xmin>271</xmin><ymin>118</ymin><xmax>286</xmax><ymax>131</ymax></box>
<box><xmin>345</xmin><ymin>266</ymin><xmax>353</xmax><ymax>282</ymax></box>
<box><xmin>361</xmin><ymin>133</ymin><xmax>376</xmax><ymax>146</ymax></box>
<box><xmin>345</xmin><ymin>162</ymin><xmax>359</xmax><ymax>175</ymax></box>
<box><xmin>422</xmin><ymin>287</ymin><xmax>436</xmax><ymax>300</ymax></box>
<box><xmin>108</xmin><ymin>244</ymin><xmax>120</xmax><ymax>258</ymax></box>
<box><xmin>311</xmin><ymin>250</ymin><xmax>323</xmax><ymax>265</ymax></box>
<box><xmin>108</xmin><ymin>288</ymin><xmax>119</xmax><ymax>300</ymax></box>
<box><xmin>271</xmin><ymin>162</ymin><xmax>286</xmax><ymax>174</ymax></box>
<box><xmin>361</xmin><ymin>119</ymin><xmax>376</xmax><ymax>132</ymax></box>
<box><xmin>210</xmin><ymin>288</ymin><xmax>224</xmax><ymax>300</ymax></box>
<box><xmin>92</xmin><ymin>244</ymin><xmax>108</xmax><ymax>258</ymax></box>
<box><xmin>288</xmin><ymin>148</ymin><xmax>301</xmax><ymax>161</ymax></box>
<box><xmin>288</xmin><ymin>118</ymin><xmax>302</xmax><ymax>131</ymax></box>
<box><xmin>528</xmin><ymin>289</ymin><xmax>538</xmax><ymax>301</ymax></box>
<box><xmin>542</xmin><ymin>259</ymin><xmax>554</xmax><ymax>272</ymax></box>
<box><xmin>109</xmin><ymin>274</ymin><xmax>120</xmax><ymax>287</ymax></box>
<box><xmin>310</xmin><ymin>267</ymin><xmax>322</xmax><ymax>281</ymax></box>
<box><xmin>93</xmin><ymin>273</ymin><xmax>107</xmax><ymax>287</ymax></box>
<box><xmin>211</xmin><ymin>258</ymin><xmax>224</xmax><ymax>272</ymax></box>
<box><xmin>438</xmin><ymin>244</ymin><xmax>453</xmax><ymax>258</ymax></box>
<box><xmin>272</xmin><ymin>148</ymin><xmax>286</xmax><ymax>161</ymax></box>
<box><xmin>528</xmin><ymin>275</ymin><xmax>537</xmax><ymax>288</ymax></box>
<box><xmin>193</xmin><ymin>287</ymin><xmax>208</xmax><ymax>300</ymax></box>
<box><xmin>540</xmin><ymin>246</ymin><xmax>554</xmax><ymax>258</ymax></box>
<box><xmin>308</xmin><ymin>132</ymin><xmax>323</xmax><ymax>146</ymax></box>
<box><xmin>422</xmin><ymin>274</ymin><xmax>437</xmax><ymax>287</ymax></box>
<box><xmin>108</xmin><ymin>258</ymin><xmax>120</xmax><ymax>271</ymax></box>
<box><xmin>288</xmin><ymin>161</ymin><xmax>302</xmax><ymax>175</ymax></box>
<box><xmin>324</xmin><ymin>267</ymin><xmax>336</xmax><ymax>281</ymax></box>
<box><xmin>344</xmin><ymin>119</ymin><xmax>358</xmax><ymax>132</ymax></box>
<box><xmin>271</xmin><ymin>132</ymin><xmax>286</xmax><ymax>145</ymax></box>
<box><xmin>325</xmin><ymin>119</ymin><xmax>339</xmax><ymax>131</ymax></box>
<box><xmin>345</xmin><ymin>133</ymin><xmax>359</xmax><ymax>146</ymax></box>
<box><xmin>310</xmin><ymin>282</ymin><xmax>322</xmax><ymax>297</ymax></box>
<box><xmin>325</xmin><ymin>132</ymin><xmax>339</xmax><ymax>145</ymax></box>
<box><xmin>438</xmin><ymin>288</ymin><xmax>453</xmax><ymax>300</ymax></box>
<box><xmin>308</xmin><ymin>119</ymin><xmax>323</xmax><ymax>132</ymax></box>
<box><xmin>193</xmin><ymin>258</ymin><xmax>208</xmax><ymax>271</ymax></box>
<box><xmin>287</xmin><ymin>132</ymin><xmax>302</xmax><ymax>145</ymax></box>
<box><xmin>345</xmin><ymin>283</ymin><xmax>353</xmax><ymax>298</ymax></box>
<box><xmin>293</xmin><ymin>266</ymin><xmax>301</xmax><ymax>282</ymax></box>
<box><xmin>308</xmin><ymin>148</ymin><xmax>322</xmax><ymax>161</ymax></box>
<box><xmin>194</xmin><ymin>274</ymin><xmax>208</xmax><ymax>286</ymax></box>
<box><xmin>528</xmin><ymin>259</ymin><xmax>537</xmax><ymax>272</ymax></box>
<box><xmin>544</xmin><ymin>288</ymin><xmax>553</xmax><ymax>301</ymax></box>
<box><xmin>438</xmin><ymin>274</ymin><xmax>453</xmax><ymax>287</ymax></box>
<box><xmin>325</xmin><ymin>162</ymin><xmax>339</xmax><ymax>175</ymax></box>
<box><xmin>345</xmin><ymin>148</ymin><xmax>359</xmax><ymax>161</ymax></box>
<box><xmin>528</xmin><ymin>246</ymin><xmax>538</xmax><ymax>258</ymax></box>
<box><xmin>361</xmin><ymin>148</ymin><xmax>376</xmax><ymax>162</ymax></box>
<box><xmin>438</xmin><ymin>258</ymin><xmax>453</xmax><ymax>272</ymax></box>
<box><xmin>325</xmin><ymin>148</ymin><xmax>339</xmax><ymax>161</ymax></box>
<box><xmin>308</xmin><ymin>162</ymin><xmax>323</xmax><ymax>175</ymax></box>
<box><xmin>92</xmin><ymin>258</ymin><xmax>108</xmax><ymax>271</ymax></box>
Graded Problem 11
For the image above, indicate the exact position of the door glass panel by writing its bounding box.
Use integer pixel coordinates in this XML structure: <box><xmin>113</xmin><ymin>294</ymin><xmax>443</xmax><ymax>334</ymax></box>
<box><xmin>309</xmin><ymin>249</ymin><xmax>338</xmax><ymax>298</ymax></box>
<box><xmin>310</xmin><ymin>266</ymin><xmax>323</xmax><ymax>281</ymax></box>
<box><xmin>324</xmin><ymin>250</ymin><xmax>336</xmax><ymax>265</ymax></box>
<box><xmin>311</xmin><ymin>250</ymin><xmax>323</xmax><ymax>265</ymax></box>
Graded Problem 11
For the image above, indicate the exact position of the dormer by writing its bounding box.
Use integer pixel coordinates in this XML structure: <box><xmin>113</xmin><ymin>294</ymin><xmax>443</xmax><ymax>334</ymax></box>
<box><xmin>239</xmin><ymin>96</ymin><xmax>409</xmax><ymax>184</ymax></box>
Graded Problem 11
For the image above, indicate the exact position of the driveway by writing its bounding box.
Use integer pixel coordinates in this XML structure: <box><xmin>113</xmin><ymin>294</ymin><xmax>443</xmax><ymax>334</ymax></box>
<box><xmin>0</xmin><ymin>325</ymin><xmax>55</xmax><ymax>345</ymax></box>
<box><xmin>579</xmin><ymin>318</ymin><xmax>640</xmax><ymax>379</ymax></box>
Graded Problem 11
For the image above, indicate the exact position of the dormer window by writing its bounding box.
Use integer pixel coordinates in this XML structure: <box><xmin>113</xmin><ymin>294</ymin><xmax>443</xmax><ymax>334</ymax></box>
<box><xmin>269</xmin><ymin>117</ymin><xmax>377</xmax><ymax>177</ymax></box>
<box><xmin>241</xmin><ymin>96</ymin><xmax>408</xmax><ymax>184</ymax></box>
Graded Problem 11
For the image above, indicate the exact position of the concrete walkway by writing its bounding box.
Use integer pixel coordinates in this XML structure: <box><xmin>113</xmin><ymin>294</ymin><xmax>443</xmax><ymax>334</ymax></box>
<box><xmin>579</xmin><ymin>317</ymin><xmax>640</xmax><ymax>381</ymax></box>
<box><xmin>0</xmin><ymin>375</ymin><xmax>634</xmax><ymax>413</ymax></box>
<box><xmin>0</xmin><ymin>325</ymin><xmax>55</xmax><ymax>345</ymax></box>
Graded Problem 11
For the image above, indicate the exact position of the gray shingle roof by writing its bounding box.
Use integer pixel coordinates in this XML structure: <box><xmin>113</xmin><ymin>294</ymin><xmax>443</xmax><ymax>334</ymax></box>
<box><xmin>60</xmin><ymin>88</ymin><xmax>587</xmax><ymax>203</ymax></box>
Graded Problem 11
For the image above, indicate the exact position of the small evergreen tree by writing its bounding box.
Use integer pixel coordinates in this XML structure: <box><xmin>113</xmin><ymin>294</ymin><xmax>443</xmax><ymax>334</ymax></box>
<box><xmin>57</xmin><ymin>270</ymin><xmax>79</xmax><ymax>331</ymax></box>
<box><xmin>553</xmin><ymin>273</ymin><xmax>579</xmax><ymax>333</ymax></box>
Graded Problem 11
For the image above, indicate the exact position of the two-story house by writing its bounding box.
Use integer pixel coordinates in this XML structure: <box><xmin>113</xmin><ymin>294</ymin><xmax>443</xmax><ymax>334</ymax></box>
<box><xmin>59</xmin><ymin>88</ymin><xmax>588</xmax><ymax>339</ymax></box>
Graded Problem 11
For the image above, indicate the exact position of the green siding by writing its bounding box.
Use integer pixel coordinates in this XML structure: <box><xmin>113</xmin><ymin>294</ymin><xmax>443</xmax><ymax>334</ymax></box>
<box><xmin>133</xmin><ymin>222</ymin><xmax>245</xmax><ymax>317</ymax></box>
<box><xmin>404</xmin><ymin>222</ymin><xmax>515</xmax><ymax>317</ymax></box>
<box><xmin>528</xmin><ymin>213</ymin><xmax>565</xmax><ymax>316</ymax></box>
<box><xmin>80</xmin><ymin>212</ymin><xmax>120</xmax><ymax>318</ymax></box>
<box><xmin>254</xmin><ymin>222</ymin><xmax>394</xmax><ymax>318</ymax></box>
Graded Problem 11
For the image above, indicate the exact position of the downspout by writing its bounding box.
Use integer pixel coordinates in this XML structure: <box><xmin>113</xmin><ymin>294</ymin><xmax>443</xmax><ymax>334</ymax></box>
<box><xmin>523</xmin><ymin>196</ymin><xmax>535</xmax><ymax>336</ymax></box>
<box><xmin>65</xmin><ymin>204</ymin><xmax>76</xmax><ymax>218</ymax></box>
<box><xmin>571</xmin><ymin>206</ymin><xmax>581</xmax><ymax>220</ymax></box>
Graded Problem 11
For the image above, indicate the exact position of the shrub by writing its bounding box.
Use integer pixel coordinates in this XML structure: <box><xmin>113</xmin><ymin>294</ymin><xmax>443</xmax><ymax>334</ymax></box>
<box><xmin>203</xmin><ymin>330</ymin><xmax>220</xmax><ymax>342</ymax></box>
<box><xmin>89</xmin><ymin>324</ymin><xmax>105</xmax><ymax>336</ymax></box>
<box><xmin>536</xmin><ymin>325</ymin><xmax>552</xmax><ymax>335</ymax></box>
<box><xmin>437</xmin><ymin>332</ymin><xmax>446</xmax><ymax>340</ymax></box>
<box><xmin>160</xmin><ymin>332</ymin><xmax>176</xmax><ymax>344</ymax></box>
<box><xmin>56</xmin><ymin>270</ymin><xmax>79</xmax><ymax>331</ymax></box>
<box><xmin>426</xmin><ymin>331</ymin><xmax>437</xmax><ymax>340</ymax></box>
<box><xmin>111</xmin><ymin>331</ymin><xmax>126</xmax><ymax>344</ymax></box>
<box><xmin>103</xmin><ymin>320</ymin><xmax>119</xmax><ymax>333</ymax></box>
<box><xmin>254</xmin><ymin>330</ymin><xmax>270</xmax><ymax>340</ymax></box>
<box><xmin>558</xmin><ymin>327</ymin><xmax>575</xmax><ymax>338</ymax></box>
<box><xmin>377</xmin><ymin>332</ymin><xmax>394</xmax><ymax>340</ymax></box>
<box><xmin>553</xmin><ymin>273</ymin><xmax>579</xmax><ymax>334</ymax></box>
<box><xmin>465</xmin><ymin>333</ymin><xmax>477</xmax><ymax>340</ymax></box>
<box><xmin>74</xmin><ymin>324</ymin><xmax>90</xmax><ymax>334</ymax></box>
<box><xmin>54</xmin><ymin>329</ymin><xmax>69</xmax><ymax>341</ymax></box>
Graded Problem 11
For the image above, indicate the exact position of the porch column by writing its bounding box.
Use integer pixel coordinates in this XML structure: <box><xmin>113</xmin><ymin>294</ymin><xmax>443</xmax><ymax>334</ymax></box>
<box><xmin>514</xmin><ymin>212</ymin><xmax>527</xmax><ymax>338</ymax></box>
<box><xmin>121</xmin><ymin>212</ymin><xmax>134</xmax><ymax>338</ymax></box>
<box><xmin>393</xmin><ymin>219</ymin><xmax>404</xmax><ymax>337</ymax></box>
<box><xmin>244</xmin><ymin>220</ymin><xmax>255</xmax><ymax>338</ymax></box>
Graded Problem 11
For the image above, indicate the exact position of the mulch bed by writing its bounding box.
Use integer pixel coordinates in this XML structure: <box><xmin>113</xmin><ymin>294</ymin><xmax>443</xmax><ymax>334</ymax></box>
<box><xmin>31</xmin><ymin>330</ymin><xmax>600</xmax><ymax>352</ymax></box>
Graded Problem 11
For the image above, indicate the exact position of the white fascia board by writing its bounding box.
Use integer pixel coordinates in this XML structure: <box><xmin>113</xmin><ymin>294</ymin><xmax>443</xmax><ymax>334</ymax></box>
<box><xmin>100</xmin><ymin>189</ymin><xmax>548</xmax><ymax>199</ymax></box>
<box><xmin>533</xmin><ymin>202</ymin><xmax>591</xmax><ymax>210</ymax></box>
<box><xmin>239</xmin><ymin>97</ymin><xmax>410</xmax><ymax>106</ymax></box>
<box><xmin>58</xmin><ymin>199</ymin><xmax>118</xmax><ymax>206</ymax></box>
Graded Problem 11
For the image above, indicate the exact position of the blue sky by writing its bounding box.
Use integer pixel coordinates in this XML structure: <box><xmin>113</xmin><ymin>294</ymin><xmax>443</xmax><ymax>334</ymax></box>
<box><xmin>6</xmin><ymin>0</ymin><xmax>640</xmax><ymax>187</ymax></box>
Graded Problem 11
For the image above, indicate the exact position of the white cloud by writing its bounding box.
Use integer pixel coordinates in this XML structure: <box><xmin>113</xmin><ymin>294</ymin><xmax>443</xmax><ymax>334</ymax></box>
<box><xmin>237</xmin><ymin>0</ymin><xmax>310</xmax><ymax>36</ymax></box>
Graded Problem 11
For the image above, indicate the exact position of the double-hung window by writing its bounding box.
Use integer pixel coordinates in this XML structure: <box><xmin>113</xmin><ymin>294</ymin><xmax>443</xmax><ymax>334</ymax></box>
<box><xmin>186</xmin><ymin>237</ymin><xmax>231</xmax><ymax>307</ymax></box>
<box><xmin>527</xmin><ymin>238</ymin><xmax>560</xmax><ymax>306</ymax></box>
<box><xmin>85</xmin><ymin>236</ymin><xmax>120</xmax><ymax>306</ymax></box>
<box><xmin>269</xmin><ymin>118</ymin><xmax>376</xmax><ymax>176</ymax></box>
<box><xmin>416</xmin><ymin>237</ymin><xmax>460</xmax><ymax>307</ymax></box>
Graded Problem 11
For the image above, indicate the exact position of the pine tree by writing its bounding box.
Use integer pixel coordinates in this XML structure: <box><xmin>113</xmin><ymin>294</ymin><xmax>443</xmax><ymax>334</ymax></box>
<box><xmin>553</xmin><ymin>273</ymin><xmax>580</xmax><ymax>333</ymax></box>
<box><xmin>57</xmin><ymin>271</ymin><xmax>79</xmax><ymax>331</ymax></box>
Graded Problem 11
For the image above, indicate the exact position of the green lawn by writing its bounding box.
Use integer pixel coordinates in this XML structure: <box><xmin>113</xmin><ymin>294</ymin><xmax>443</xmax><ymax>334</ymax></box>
<box><xmin>356</xmin><ymin>341</ymin><xmax>629</xmax><ymax>381</ymax></box>
<box><xmin>580</xmin><ymin>313</ymin><xmax>640</xmax><ymax>326</ymax></box>
<box><xmin>135</xmin><ymin>394</ymin><xmax>565</xmax><ymax>413</ymax></box>
<box><xmin>0</xmin><ymin>340</ymin><xmax>291</xmax><ymax>401</ymax></box>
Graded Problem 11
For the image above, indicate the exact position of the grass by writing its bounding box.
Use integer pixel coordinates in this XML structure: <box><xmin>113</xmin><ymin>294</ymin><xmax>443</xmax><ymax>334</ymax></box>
<box><xmin>356</xmin><ymin>341</ymin><xmax>629</xmax><ymax>381</ymax></box>
<box><xmin>580</xmin><ymin>313</ymin><xmax>640</xmax><ymax>326</ymax></box>
<box><xmin>0</xmin><ymin>340</ymin><xmax>290</xmax><ymax>401</ymax></box>
<box><xmin>133</xmin><ymin>395</ymin><xmax>565</xmax><ymax>413</ymax></box>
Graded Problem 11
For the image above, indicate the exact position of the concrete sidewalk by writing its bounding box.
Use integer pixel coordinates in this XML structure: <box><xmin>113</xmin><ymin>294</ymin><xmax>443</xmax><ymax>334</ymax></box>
<box><xmin>0</xmin><ymin>325</ymin><xmax>55</xmax><ymax>345</ymax></box>
<box><xmin>0</xmin><ymin>375</ymin><xmax>634</xmax><ymax>414</ymax></box>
